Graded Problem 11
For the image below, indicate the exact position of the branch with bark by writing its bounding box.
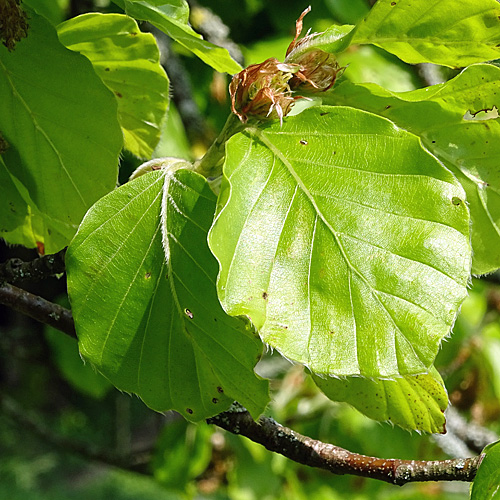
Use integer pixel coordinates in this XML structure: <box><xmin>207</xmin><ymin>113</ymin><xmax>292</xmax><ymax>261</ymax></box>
<box><xmin>0</xmin><ymin>250</ymin><xmax>494</xmax><ymax>485</ymax></box>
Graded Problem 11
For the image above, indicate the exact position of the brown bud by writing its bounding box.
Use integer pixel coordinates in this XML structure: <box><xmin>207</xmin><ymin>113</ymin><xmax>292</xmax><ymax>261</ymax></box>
<box><xmin>0</xmin><ymin>0</ymin><xmax>29</xmax><ymax>51</ymax></box>
<box><xmin>285</xmin><ymin>7</ymin><xmax>344</xmax><ymax>93</ymax></box>
<box><xmin>288</xmin><ymin>49</ymin><xmax>344</xmax><ymax>92</ymax></box>
<box><xmin>229</xmin><ymin>58</ymin><xmax>300</xmax><ymax>125</ymax></box>
<box><xmin>228</xmin><ymin>7</ymin><xmax>344</xmax><ymax>124</ymax></box>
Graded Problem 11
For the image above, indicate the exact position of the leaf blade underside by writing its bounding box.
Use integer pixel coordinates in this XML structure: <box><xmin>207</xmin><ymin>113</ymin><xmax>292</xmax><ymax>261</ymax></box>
<box><xmin>210</xmin><ymin>106</ymin><xmax>471</xmax><ymax>379</ymax></box>
<box><xmin>67</xmin><ymin>169</ymin><xmax>269</xmax><ymax>421</ymax></box>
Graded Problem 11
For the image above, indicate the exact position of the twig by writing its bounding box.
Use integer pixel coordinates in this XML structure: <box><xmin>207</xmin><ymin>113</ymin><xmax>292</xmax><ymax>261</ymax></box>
<box><xmin>0</xmin><ymin>247</ymin><xmax>67</xmax><ymax>285</ymax></box>
<box><xmin>208</xmin><ymin>403</ymin><xmax>483</xmax><ymax>486</ymax></box>
<box><xmin>0</xmin><ymin>282</ymin><xmax>76</xmax><ymax>339</ymax></box>
<box><xmin>0</xmin><ymin>392</ymin><xmax>151</xmax><ymax>474</ymax></box>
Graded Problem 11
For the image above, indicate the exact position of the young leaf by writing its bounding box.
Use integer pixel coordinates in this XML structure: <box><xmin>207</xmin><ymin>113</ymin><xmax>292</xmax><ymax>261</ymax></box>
<box><xmin>352</xmin><ymin>0</ymin><xmax>500</xmax><ymax>67</ymax></box>
<box><xmin>111</xmin><ymin>0</ymin><xmax>242</xmax><ymax>74</ymax></box>
<box><xmin>312</xmin><ymin>367</ymin><xmax>447</xmax><ymax>433</ymax></box>
<box><xmin>327</xmin><ymin>64</ymin><xmax>500</xmax><ymax>274</ymax></box>
<box><xmin>209</xmin><ymin>106</ymin><xmax>471</xmax><ymax>379</ymax></box>
<box><xmin>58</xmin><ymin>13</ymin><xmax>170</xmax><ymax>159</ymax></box>
<box><xmin>66</xmin><ymin>169</ymin><xmax>269</xmax><ymax>421</ymax></box>
<box><xmin>285</xmin><ymin>24</ymin><xmax>355</xmax><ymax>61</ymax></box>
<box><xmin>470</xmin><ymin>440</ymin><xmax>500</xmax><ymax>499</ymax></box>
<box><xmin>0</xmin><ymin>11</ymin><xmax>122</xmax><ymax>251</ymax></box>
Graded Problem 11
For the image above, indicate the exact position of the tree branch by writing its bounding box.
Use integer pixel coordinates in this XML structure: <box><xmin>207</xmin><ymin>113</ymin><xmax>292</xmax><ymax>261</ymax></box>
<box><xmin>0</xmin><ymin>247</ymin><xmax>67</xmax><ymax>285</ymax></box>
<box><xmin>0</xmin><ymin>282</ymin><xmax>76</xmax><ymax>339</ymax></box>
<box><xmin>208</xmin><ymin>403</ymin><xmax>483</xmax><ymax>486</ymax></box>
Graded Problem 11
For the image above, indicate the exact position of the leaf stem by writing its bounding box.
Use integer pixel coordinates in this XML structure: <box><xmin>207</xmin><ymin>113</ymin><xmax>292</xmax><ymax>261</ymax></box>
<box><xmin>194</xmin><ymin>113</ymin><xmax>245</xmax><ymax>178</ymax></box>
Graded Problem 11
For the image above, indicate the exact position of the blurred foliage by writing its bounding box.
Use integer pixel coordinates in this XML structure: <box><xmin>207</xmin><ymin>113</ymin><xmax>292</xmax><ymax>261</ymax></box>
<box><xmin>1</xmin><ymin>0</ymin><xmax>500</xmax><ymax>499</ymax></box>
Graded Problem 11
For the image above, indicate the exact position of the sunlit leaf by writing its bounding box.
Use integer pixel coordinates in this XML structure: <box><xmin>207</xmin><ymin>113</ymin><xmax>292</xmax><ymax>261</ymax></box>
<box><xmin>313</xmin><ymin>367</ymin><xmax>447</xmax><ymax>433</ymax></box>
<box><xmin>471</xmin><ymin>440</ymin><xmax>500</xmax><ymax>499</ymax></box>
<box><xmin>58</xmin><ymin>13</ymin><xmax>169</xmax><ymax>159</ymax></box>
<box><xmin>67</xmin><ymin>168</ymin><xmax>269</xmax><ymax>421</ymax></box>
<box><xmin>112</xmin><ymin>0</ymin><xmax>241</xmax><ymax>74</ymax></box>
<box><xmin>327</xmin><ymin>64</ymin><xmax>500</xmax><ymax>274</ymax></box>
<box><xmin>353</xmin><ymin>0</ymin><xmax>500</xmax><ymax>67</ymax></box>
<box><xmin>210</xmin><ymin>106</ymin><xmax>470</xmax><ymax>379</ymax></box>
<box><xmin>0</xmin><ymin>11</ymin><xmax>122</xmax><ymax>252</ymax></box>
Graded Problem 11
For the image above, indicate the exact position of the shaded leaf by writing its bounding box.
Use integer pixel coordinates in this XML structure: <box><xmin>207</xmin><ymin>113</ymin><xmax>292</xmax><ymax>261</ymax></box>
<box><xmin>0</xmin><ymin>11</ymin><xmax>122</xmax><ymax>252</ymax></box>
<box><xmin>66</xmin><ymin>168</ymin><xmax>269</xmax><ymax>421</ymax></box>
<box><xmin>313</xmin><ymin>367</ymin><xmax>447</xmax><ymax>433</ymax></box>
<box><xmin>327</xmin><ymin>64</ymin><xmax>500</xmax><ymax>274</ymax></box>
<box><xmin>58</xmin><ymin>13</ymin><xmax>169</xmax><ymax>159</ymax></box>
<box><xmin>112</xmin><ymin>0</ymin><xmax>241</xmax><ymax>74</ymax></box>
<box><xmin>0</xmin><ymin>155</ymin><xmax>28</xmax><ymax>234</ymax></box>
<box><xmin>210</xmin><ymin>106</ymin><xmax>470</xmax><ymax>379</ymax></box>
<box><xmin>353</xmin><ymin>0</ymin><xmax>500</xmax><ymax>67</ymax></box>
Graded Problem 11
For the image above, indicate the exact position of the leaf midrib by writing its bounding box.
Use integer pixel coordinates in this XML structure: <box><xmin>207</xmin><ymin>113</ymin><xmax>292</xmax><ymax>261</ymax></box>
<box><xmin>251</xmin><ymin>127</ymin><xmax>423</xmax><ymax>368</ymax></box>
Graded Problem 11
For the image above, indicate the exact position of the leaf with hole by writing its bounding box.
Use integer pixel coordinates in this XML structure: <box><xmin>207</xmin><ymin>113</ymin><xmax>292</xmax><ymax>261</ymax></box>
<box><xmin>66</xmin><ymin>168</ymin><xmax>269</xmax><ymax>421</ymax></box>
<box><xmin>209</xmin><ymin>106</ymin><xmax>471</xmax><ymax>379</ymax></box>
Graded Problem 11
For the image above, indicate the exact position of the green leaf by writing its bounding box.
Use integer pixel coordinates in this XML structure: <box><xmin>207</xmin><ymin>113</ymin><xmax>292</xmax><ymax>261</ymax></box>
<box><xmin>57</xmin><ymin>13</ymin><xmax>170</xmax><ymax>159</ymax></box>
<box><xmin>153</xmin><ymin>102</ymin><xmax>191</xmax><ymax>160</ymax></box>
<box><xmin>337</xmin><ymin>45</ymin><xmax>421</xmax><ymax>92</ymax></box>
<box><xmin>112</xmin><ymin>0</ymin><xmax>242</xmax><ymax>74</ymax></box>
<box><xmin>286</xmin><ymin>24</ymin><xmax>355</xmax><ymax>61</ymax></box>
<box><xmin>327</xmin><ymin>64</ymin><xmax>500</xmax><ymax>274</ymax></box>
<box><xmin>66</xmin><ymin>168</ymin><xmax>269</xmax><ymax>421</ymax></box>
<box><xmin>471</xmin><ymin>440</ymin><xmax>500</xmax><ymax>499</ymax></box>
<box><xmin>0</xmin><ymin>11</ymin><xmax>122</xmax><ymax>252</ymax></box>
<box><xmin>0</xmin><ymin>155</ymin><xmax>28</xmax><ymax>234</ymax></box>
<box><xmin>352</xmin><ymin>0</ymin><xmax>500</xmax><ymax>67</ymax></box>
<box><xmin>209</xmin><ymin>106</ymin><xmax>471</xmax><ymax>379</ymax></box>
<box><xmin>153</xmin><ymin>420</ymin><xmax>213</xmax><ymax>488</ymax></box>
<box><xmin>312</xmin><ymin>367</ymin><xmax>447</xmax><ymax>433</ymax></box>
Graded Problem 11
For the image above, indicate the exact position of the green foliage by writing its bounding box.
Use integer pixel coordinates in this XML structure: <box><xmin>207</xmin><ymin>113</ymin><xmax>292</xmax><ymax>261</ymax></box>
<box><xmin>66</xmin><ymin>167</ymin><xmax>268</xmax><ymax>420</ymax></box>
<box><xmin>45</xmin><ymin>297</ymin><xmax>112</xmax><ymax>399</ymax></box>
<box><xmin>313</xmin><ymin>367</ymin><xmax>447</xmax><ymax>434</ymax></box>
<box><xmin>58</xmin><ymin>13</ymin><xmax>170</xmax><ymax>158</ymax></box>
<box><xmin>210</xmin><ymin>106</ymin><xmax>470</xmax><ymax>382</ymax></box>
<box><xmin>353</xmin><ymin>0</ymin><xmax>500</xmax><ymax>67</ymax></box>
<box><xmin>111</xmin><ymin>0</ymin><xmax>242</xmax><ymax>74</ymax></box>
<box><xmin>2</xmin><ymin>0</ymin><xmax>500</xmax><ymax>495</ymax></box>
<box><xmin>471</xmin><ymin>440</ymin><xmax>500</xmax><ymax>499</ymax></box>
<box><xmin>0</xmin><ymin>10</ymin><xmax>122</xmax><ymax>252</ymax></box>
<box><xmin>327</xmin><ymin>64</ymin><xmax>500</xmax><ymax>274</ymax></box>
